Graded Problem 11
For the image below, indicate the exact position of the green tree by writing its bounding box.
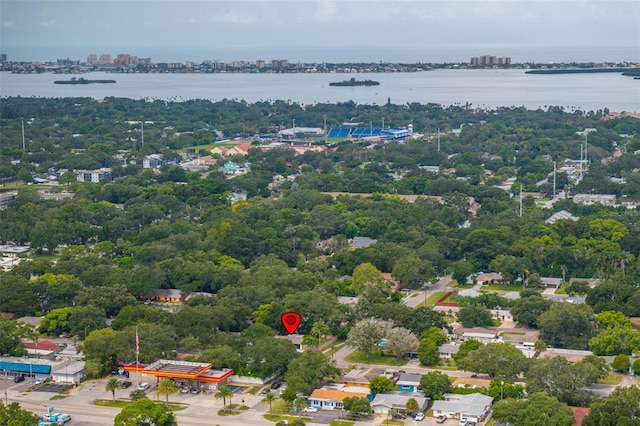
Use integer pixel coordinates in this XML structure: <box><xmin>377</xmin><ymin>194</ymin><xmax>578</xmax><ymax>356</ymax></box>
<box><xmin>215</xmin><ymin>385</ymin><xmax>234</xmax><ymax>411</ymax></box>
<box><xmin>537</xmin><ymin>302</ymin><xmax>598</xmax><ymax>349</ymax></box>
<box><xmin>452</xmin><ymin>260</ymin><xmax>473</xmax><ymax>285</ymax></box>
<box><xmin>457</xmin><ymin>305</ymin><xmax>494</xmax><ymax>328</ymax></box>
<box><xmin>633</xmin><ymin>358</ymin><xmax>640</xmax><ymax>374</ymax></box>
<box><xmin>418</xmin><ymin>371</ymin><xmax>451</xmax><ymax>400</ymax></box>
<box><xmin>420</xmin><ymin>326</ymin><xmax>448</xmax><ymax>346</ymax></box>
<box><xmin>417</xmin><ymin>338</ymin><xmax>440</xmax><ymax>366</ymax></box>
<box><xmin>346</xmin><ymin>318</ymin><xmax>391</xmax><ymax>359</ymax></box>
<box><xmin>39</xmin><ymin>307</ymin><xmax>75</xmax><ymax>335</ymax></box>
<box><xmin>0</xmin><ymin>401</ymin><xmax>40</xmax><ymax>426</ymax></box>
<box><xmin>342</xmin><ymin>396</ymin><xmax>372</xmax><ymax>420</ymax></box>
<box><xmin>113</xmin><ymin>398</ymin><xmax>177</xmax><ymax>426</ymax></box>
<box><xmin>589</xmin><ymin>327</ymin><xmax>640</xmax><ymax>356</ymax></box>
<box><xmin>612</xmin><ymin>354</ymin><xmax>631</xmax><ymax>372</ymax></box>
<box><xmin>261</xmin><ymin>391</ymin><xmax>278</xmax><ymax>416</ymax></box>
<box><xmin>452</xmin><ymin>339</ymin><xmax>482</xmax><ymax>363</ymax></box>
<box><xmin>156</xmin><ymin>378</ymin><xmax>179</xmax><ymax>404</ymax></box>
<box><xmin>457</xmin><ymin>342</ymin><xmax>529</xmax><ymax>378</ymax></box>
<box><xmin>105</xmin><ymin>377</ymin><xmax>122</xmax><ymax>402</ymax></box>
<box><xmin>369</xmin><ymin>375</ymin><xmax>394</xmax><ymax>396</ymax></box>
<box><xmin>129</xmin><ymin>389</ymin><xmax>147</xmax><ymax>401</ymax></box>
<box><xmin>492</xmin><ymin>392</ymin><xmax>574</xmax><ymax>426</ymax></box>
<box><xmin>525</xmin><ymin>355</ymin><xmax>605</xmax><ymax>406</ymax></box>
<box><xmin>284</xmin><ymin>351</ymin><xmax>340</xmax><ymax>395</ymax></box>
<box><xmin>510</xmin><ymin>296</ymin><xmax>551</xmax><ymax>328</ymax></box>
<box><xmin>384</xmin><ymin>326</ymin><xmax>419</xmax><ymax>362</ymax></box>
<box><xmin>583</xmin><ymin>386</ymin><xmax>640</xmax><ymax>426</ymax></box>
<box><xmin>405</xmin><ymin>397</ymin><xmax>419</xmax><ymax>415</ymax></box>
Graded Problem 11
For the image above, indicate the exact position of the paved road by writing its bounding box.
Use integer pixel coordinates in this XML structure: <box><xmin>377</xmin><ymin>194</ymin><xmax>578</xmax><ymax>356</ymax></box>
<box><xmin>403</xmin><ymin>275</ymin><xmax>452</xmax><ymax>308</ymax></box>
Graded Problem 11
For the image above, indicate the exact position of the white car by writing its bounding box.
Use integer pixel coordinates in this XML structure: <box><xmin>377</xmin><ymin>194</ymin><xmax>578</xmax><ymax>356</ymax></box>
<box><xmin>303</xmin><ymin>407</ymin><xmax>318</xmax><ymax>413</ymax></box>
<box><xmin>137</xmin><ymin>382</ymin><xmax>150</xmax><ymax>390</ymax></box>
<box><xmin>415</xmin><ymin>412</ymin><xmax>425</xmax><ymax>421</ymax></box>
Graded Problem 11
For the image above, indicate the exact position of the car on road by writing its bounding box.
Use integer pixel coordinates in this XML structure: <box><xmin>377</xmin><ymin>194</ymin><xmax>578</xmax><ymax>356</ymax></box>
<box><xmin>13</xmin><ymin>376</ymin><xmax>24</xmax><ymax>383</ymax></box>
<box><xmin>137</xmin><ymin>382</ymin><xmax>149</xmax><ymax>390</ymax></box>
<box><xmin>120</xmin><ymin>380</ymin><xmax>132</xmax><ymax>389</ymax></box>
<box><xmin>302</xmin><ymin>407</ymin><xmax>318</xmax><ymax>413</ymax></box>
<box><xmin>261</xmin><ymin>387</ymin><xmax>270</xmax><ymax>394</ymax></box>
<box><xmin>393</xmin><ymin>412</ymin><xmax>407</xmax><ymax>420</ymax></box>
<box><xmin>415</xmin><ymin>412</ymin><xmax>425</xmax><ymax>421</ymax></box>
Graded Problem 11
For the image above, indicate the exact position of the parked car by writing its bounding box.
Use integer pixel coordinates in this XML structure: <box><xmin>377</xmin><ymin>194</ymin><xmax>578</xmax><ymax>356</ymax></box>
<box><xmin>271</xmin><ymin>381</ymin><xmax>282</xmax><ymax>389</ymax></box>
<box><xmin>436</xmin><ymin>415</ymin><xmax>447</xmax><ymax>423</ymax></box>
<box><xmin>120</xmin><ymin>380</ymin><xmax>132</xmax><ymax>389</ymax></box>
<box><xmin>302</xmin><ymin>407</ymin><xmax>318</xmax><ymax>413</ymax></box>
<box><xmin>261</xmin><ymin>387</ymin><xmax>270</xmax><ymax>394</ymax></box>
<box><xmin>58</xmin><ymin>414</ymin><xmax>71</xmax><ymax>423</ymax></box>
<box><xmin>137</xmin><ymin>382</ymin><xmax>149</xmax><ymax>390</ymax></box>
<box><xmin>13</xmin><ymin>376</ymin><xmax>24</xmax><ymax>383</ymax></box>
<box><xmin>415</xmin><ymin>412</ymin><xmax>425</xmax><ymax>421</ymax></box>
<box><xmin>393</xmin><ymin>412</ymin><xmax>407</xmax><ymax>420</ymax></box>
<box><xmin>459</xmin><ymin>418</ymin><xmax>469</xmax><ymax>426</ymax></box>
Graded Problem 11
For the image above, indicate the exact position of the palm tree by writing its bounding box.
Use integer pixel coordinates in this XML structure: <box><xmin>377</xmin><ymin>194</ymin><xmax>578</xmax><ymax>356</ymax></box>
<box><xmin>405</xmin><ymin>397</ymin><xmax>419</xmax><ymax>415</ymax></box>
<box><xmin>215</xmin><ymin>385</ymin><xmax>233</xmax><ymax>411</ymax></box>
<box><xmin>261</xmin><ymin>390</ymin><xmax>278</xmax><ymax>415</ymax></box>
<box><xmin>156</xmin><ymin>378</ymin><xmax>178</xmax><ymax>404</ymax></box>
<box><xmin>105</xmin><ymin>377</ymin><xmax>122</xmax><ymax>402</ymax></box>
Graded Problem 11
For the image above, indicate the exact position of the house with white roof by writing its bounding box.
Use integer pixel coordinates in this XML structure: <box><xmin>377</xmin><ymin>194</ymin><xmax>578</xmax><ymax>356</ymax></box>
<box><xmin>431</xmin><ymin>393</ymin><xmax>494</xmax><ymax>423</ymax></box>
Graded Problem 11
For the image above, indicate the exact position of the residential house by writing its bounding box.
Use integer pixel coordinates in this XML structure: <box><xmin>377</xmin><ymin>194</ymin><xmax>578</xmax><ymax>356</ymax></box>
<box><xmin>370</xmin><ymin>394</ymin><xmax>429</xmax><ymax>415</ymax></box>
<box><xmin>308</xmin><ymin>388</ymin><xmax>369</xmax><ymax>410</ymax></box>
<box><xmin>275</xmin><ymin>334</ymin><xmax>306</xmax><ymax>353</ymax></box>
<box><xmin>147</xmin><ymin>289</ymin><xmax>188</xmax><ymax>303</ymax></box>
<box><xmin>573</xmin><ymin>194</ymin><xmax>617</xmax><ymax>205</ymax></box>
<box><xmin>396</xmin><ymin>372</ymin><xmax>422</xmax><ymax>393</ymax></box>
<box><xmin>439</xmin><ymin>343</ymin><xmax>460</xmax><ymax>360</ymax></box>
<box><xmin>341</xmin><ymin>368</ymin><xmax>383</xmax><ymax>389</ymax></box>
<box><xmin>455</xmin><ymin>327</ymin><xmax>498</xmax><ymax>344</ymax></box>
<box><xmin>545</xmin><ymin>210</ymin><xmax>579</xmax><ymax>225</ymax></box>
<box><xmin>431</xmin><ymin>393</ymin><xmax>494</xmax><ymax>423</ymax></box>
<box><xmin>210</xmin><ymin>146</ymin><xmax>228</xmax><ymax>157</ymax></box>
<box><xmin>226</xmin><ymin>143</ymin><xmax>253</xmax><ymax>156</ymax></box>
<box><xmin>142</xmin><ymin>154</ymin><xmax>164</xmax><ymax>169</ymax></box>
<box><xmin>540</xmin><ymin>277</ymin><xmax>563</xmax><ymax>289</ymax></box>
<box><xmin>475</xmin><ymin>273</ymin><xmax>504</xmax><ymax>285</ymax></box>
<box><xmin>75</xmin><ymin>168</ymin><xmax>112</xmax><ymax>183</ymax></box>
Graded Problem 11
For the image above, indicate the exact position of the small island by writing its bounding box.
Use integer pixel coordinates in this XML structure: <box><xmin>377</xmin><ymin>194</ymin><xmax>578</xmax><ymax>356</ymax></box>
<box><xmin>329</xmin><ymin>77</ymin><xmax>380</xmax><ymax>87</ymax></box>
<box><xmin>54</xmin><ymin>77</ymin><xmax>116</xmax><ymax>85</ymax></box>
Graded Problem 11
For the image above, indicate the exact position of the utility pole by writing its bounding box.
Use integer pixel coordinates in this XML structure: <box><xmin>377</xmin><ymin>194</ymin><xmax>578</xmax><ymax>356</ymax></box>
<box><xmin>437</xmin><ymin>128</ymin><xmax>440</xmax><ymax>152</ymax></box>
<box><xmin>519</xmin><ymin>184</ymin><xmax>523</xmax><ymax>218</ymax></box>
<box><xmin>553</xmin><ymin>161</ymin><xmax>556</xmax><ymax>199</ymax></box>
<box><xmin>21</xmin><ymin>119</ymin><xmax>26</xmax><ymax>151</ymax></box>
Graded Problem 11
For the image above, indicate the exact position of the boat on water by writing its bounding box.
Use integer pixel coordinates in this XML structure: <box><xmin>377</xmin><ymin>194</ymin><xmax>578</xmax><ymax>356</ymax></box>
<box><xmin>54</xmin><ymin>77</ymin><xmax>116</xmax><ymax>85</ymax></box>
<box><xmin>329</xmin><ymin>77</ymin><xmax>380</xmax><ymax>87</ymax></box>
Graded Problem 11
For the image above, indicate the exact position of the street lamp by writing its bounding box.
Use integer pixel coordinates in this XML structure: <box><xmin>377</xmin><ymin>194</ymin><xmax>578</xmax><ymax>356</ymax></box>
<box><xmin>84</xmin><ymin>325</ymin><xmax>90</xmax><ymax>340</ymax></box>
<box><xmin>501</xmin><ymin>380</ymin><xmax>504</xmax><ymax>400</ymax></box>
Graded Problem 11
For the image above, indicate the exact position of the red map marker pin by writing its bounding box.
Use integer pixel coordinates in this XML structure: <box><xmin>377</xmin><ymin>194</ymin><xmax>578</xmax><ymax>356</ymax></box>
<box><xmin>281</xmin><ymin>312</ymin><xmax>302</xmax><ymax>334</ymax></box>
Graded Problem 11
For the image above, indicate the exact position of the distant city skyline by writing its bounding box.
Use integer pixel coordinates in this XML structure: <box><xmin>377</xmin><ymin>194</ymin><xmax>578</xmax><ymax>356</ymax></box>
<box><xmin>1</xmin><ymin>1</ymin><xmax>638</xmax><ymax>63</ymax></box>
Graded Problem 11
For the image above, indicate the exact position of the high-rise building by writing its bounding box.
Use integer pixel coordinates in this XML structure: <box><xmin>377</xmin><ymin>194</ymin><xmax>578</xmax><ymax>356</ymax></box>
<box><xmin>470</xmin><ymin>55</ymin><xmax>511</xmax><ymax>67</ymax></box>
<box><xmin>256</xmin><ymin>60</ymin><xmax>265</xmax><ymax>69</ymax></box>
<box><xmin>87</xmin><ymin>54</ymin><xmax>98</xmax><ymax>65</ymax></box>
<box><xmin>99</xmin><ymin>54</ymin><xmax>112</xmax><ymax>65</ymax></box>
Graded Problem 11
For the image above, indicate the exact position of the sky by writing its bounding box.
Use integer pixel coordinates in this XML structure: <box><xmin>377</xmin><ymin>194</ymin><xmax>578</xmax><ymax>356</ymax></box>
<box><xmin>1</xmin><ymin>0</ymin><xmax>639</xmax><ymax>62</ymax></box>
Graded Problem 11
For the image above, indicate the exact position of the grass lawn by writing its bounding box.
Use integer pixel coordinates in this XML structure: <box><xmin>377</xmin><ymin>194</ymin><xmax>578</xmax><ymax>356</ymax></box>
<box><xmin>324</xmin><ymin>342</ymin><xmax>346</xmax><ymax>357</ymax></box>
<box><xmin>247</xmin><ymin>385</ymin><xmax>263</xmax><ymax>395</ymax></box>
<box><xmin>598</xmin><ymin>371</ymin><xmax>624</xmax><ymax>385</ymax></box>
<box><xmin>264</xmin><ymin>414</ymin><xmax>307</xmax><ymax>423</ymax></box>
<box><xmin>49</xmin><ymin>395</ymin><xmax>67</xmax><ymax>400</ymax></box>
<box><xmin>425</xmin><ymin>291</ymin><xmax>447</xmax><ymax>304</ymax></box>
<box><xmin>482</xmin><ymin>284</ymin><xmax>524</xmax><ymax>292</ymax></box>
<box><xmin>380</xmin><ymin>420</ymin><xmax>404</xmax><ymax>425</ymax></box>
<box><xmin>330</xmin><ymin>420</ymin><xmax>355</xmax><ymax>426</ymax></box>
<box><xmin>344</xmin><ymin>349</ymin><xmax>408</xmax><ymax>366</ymax></box>
<box><xmin>93</xmin><ymin>399</ymin><xmax>188</xmax><ymax>411</ymax></box>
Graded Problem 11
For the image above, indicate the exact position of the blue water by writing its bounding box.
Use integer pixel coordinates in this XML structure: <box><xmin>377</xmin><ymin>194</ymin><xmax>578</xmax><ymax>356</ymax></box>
<box><xmin>2</xmin><ymin>68</ymin><xmax>638</xmax><ymax>112</ymax></box>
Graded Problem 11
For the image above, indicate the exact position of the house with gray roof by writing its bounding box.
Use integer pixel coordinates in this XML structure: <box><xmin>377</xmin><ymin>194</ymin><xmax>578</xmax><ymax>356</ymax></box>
<box><xmin>396</xmin><ymin>372</ymin><xmax>422</xmax><ymax>393</ymax></box>
<box><xmin>371</xmin><ymin>393</ymin><xmax>429</xmax><ymax>415</ymax></box>
<box><xmin>431</xmin><ymin>393</ymin><xmax>493</xmax><ymax>422</ymax></box>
